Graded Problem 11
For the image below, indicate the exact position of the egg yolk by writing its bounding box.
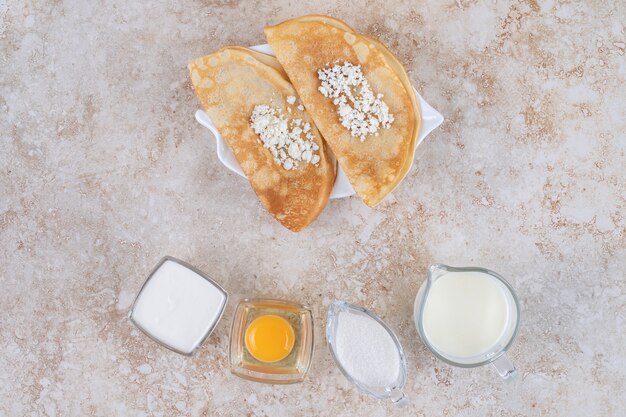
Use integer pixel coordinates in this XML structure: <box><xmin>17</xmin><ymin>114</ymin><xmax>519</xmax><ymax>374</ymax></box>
<box><xmin>245</xmin><ymin>314</ymin><xmax>295</xmax><ymax>363</ymax></box>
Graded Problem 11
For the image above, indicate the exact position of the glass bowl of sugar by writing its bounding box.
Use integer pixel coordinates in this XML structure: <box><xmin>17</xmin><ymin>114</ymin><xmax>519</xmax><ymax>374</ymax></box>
<box><xmin>326</xmin><ymin>301</ymin><xmax>408</xmax><ymax>407</ymax></box>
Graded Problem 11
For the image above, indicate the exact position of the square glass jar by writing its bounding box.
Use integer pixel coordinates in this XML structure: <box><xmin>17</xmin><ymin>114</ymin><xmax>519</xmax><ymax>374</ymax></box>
<box><xmin>229</xmin><ymin>298</ymin><xmax>314</xmax><ymax>384</ymax></box>
<box><xmin>129</xmin><ymin>256</ymin><xmax>228</xmax><ymax>356</ymax></box>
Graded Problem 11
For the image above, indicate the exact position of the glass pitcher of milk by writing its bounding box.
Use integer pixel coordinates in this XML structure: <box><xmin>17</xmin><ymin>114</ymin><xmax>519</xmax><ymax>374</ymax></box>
<box><xmin>413</xmin><ymin>264</ymin><xmax>520</xmax><ymax>379</ymax></box>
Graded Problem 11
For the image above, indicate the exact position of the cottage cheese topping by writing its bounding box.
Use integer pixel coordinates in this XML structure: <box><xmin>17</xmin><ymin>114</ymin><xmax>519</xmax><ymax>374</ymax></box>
<box><xmin>250</xmin><ymin>104</ymin><xmax>321</xmax><ymax>170</ymax></box>
<box><xmin>317</xmin><ymin>62</ymin><xmax>394</xmax><ymax>141</ymax></box>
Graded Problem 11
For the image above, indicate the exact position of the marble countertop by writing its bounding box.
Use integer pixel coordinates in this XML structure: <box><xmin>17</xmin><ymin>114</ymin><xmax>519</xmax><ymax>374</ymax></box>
<box><xmin>1</xmin><ymin>1</ymin><xmax>624</xmax><ymax>416</ymax></box>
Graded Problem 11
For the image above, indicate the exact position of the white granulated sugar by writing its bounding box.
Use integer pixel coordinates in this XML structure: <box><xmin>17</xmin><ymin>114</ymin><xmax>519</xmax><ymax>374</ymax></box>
<box><xmin>286</xmin><ymin>95</ymin><xmax>296</xmax><ymax>105</ymax></box>
<box><xmin>317</xmin><ymin>62</ymin><xmax>394</xmax><ymax>141</ymax></box>
<box><xmin>334</xmin><ymin>311</ymin><xmax>400</xmax><ymax>388</ymax></box>
<box><xmin>250</xmin><ymin>104</ymin><xmax>321</xmax><ymax>170</ymax></box>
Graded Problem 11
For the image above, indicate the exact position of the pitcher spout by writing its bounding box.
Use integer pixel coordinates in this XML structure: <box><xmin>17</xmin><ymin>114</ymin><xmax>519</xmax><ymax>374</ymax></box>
<box><xmin>427</xmin><ymin>263</ymin><xmax>451</xmax><ymax>283</ymax></box>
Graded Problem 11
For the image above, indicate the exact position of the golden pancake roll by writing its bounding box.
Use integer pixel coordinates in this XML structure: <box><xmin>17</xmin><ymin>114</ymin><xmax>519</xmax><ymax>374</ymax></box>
<box><xmin>265</xmin><ymin>15</ymin><xmax>421</xmax><ymax>207</ymax></box>
<box><xmin>189</xmin><ymin>47</ymin><xmax>336</xmax><ymax>231</ymax></box>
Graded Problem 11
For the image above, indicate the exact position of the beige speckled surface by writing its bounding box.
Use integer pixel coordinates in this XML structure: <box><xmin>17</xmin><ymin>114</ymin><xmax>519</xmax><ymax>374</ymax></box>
<box><xmin>1</xmin><ymin>1</ymin><xmax>625</xmax><ymax>416</ymax></box>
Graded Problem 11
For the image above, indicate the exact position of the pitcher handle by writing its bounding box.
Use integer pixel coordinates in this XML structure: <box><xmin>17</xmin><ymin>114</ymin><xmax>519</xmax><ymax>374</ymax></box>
<box><xmin>491</xmin><ymin>353</ymin><xmax>517</xmax><ymax>380</ymax></box>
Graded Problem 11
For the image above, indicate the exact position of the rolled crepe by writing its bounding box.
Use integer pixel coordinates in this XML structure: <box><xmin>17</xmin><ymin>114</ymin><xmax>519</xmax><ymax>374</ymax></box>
<box><xmin>189</xmin><ymin>47</ymin><xmax>336</xmax><ymax>231</ymax></box>
<box><xmin>265</xmin><ymin>15</ymin><xmax>421</xmax><ymax>207</ymax></box>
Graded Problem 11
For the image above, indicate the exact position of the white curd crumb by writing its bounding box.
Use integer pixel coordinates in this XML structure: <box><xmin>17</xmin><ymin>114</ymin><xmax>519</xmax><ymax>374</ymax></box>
<box><xmin>250</xmin><ymin>105</ymin><xmax>322</xmax><ymax>171</ymax></box>
<box><xmin>317</xmin><ymin>61</ymin><xmax>394</xmax><ymax>141</ymax></box>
